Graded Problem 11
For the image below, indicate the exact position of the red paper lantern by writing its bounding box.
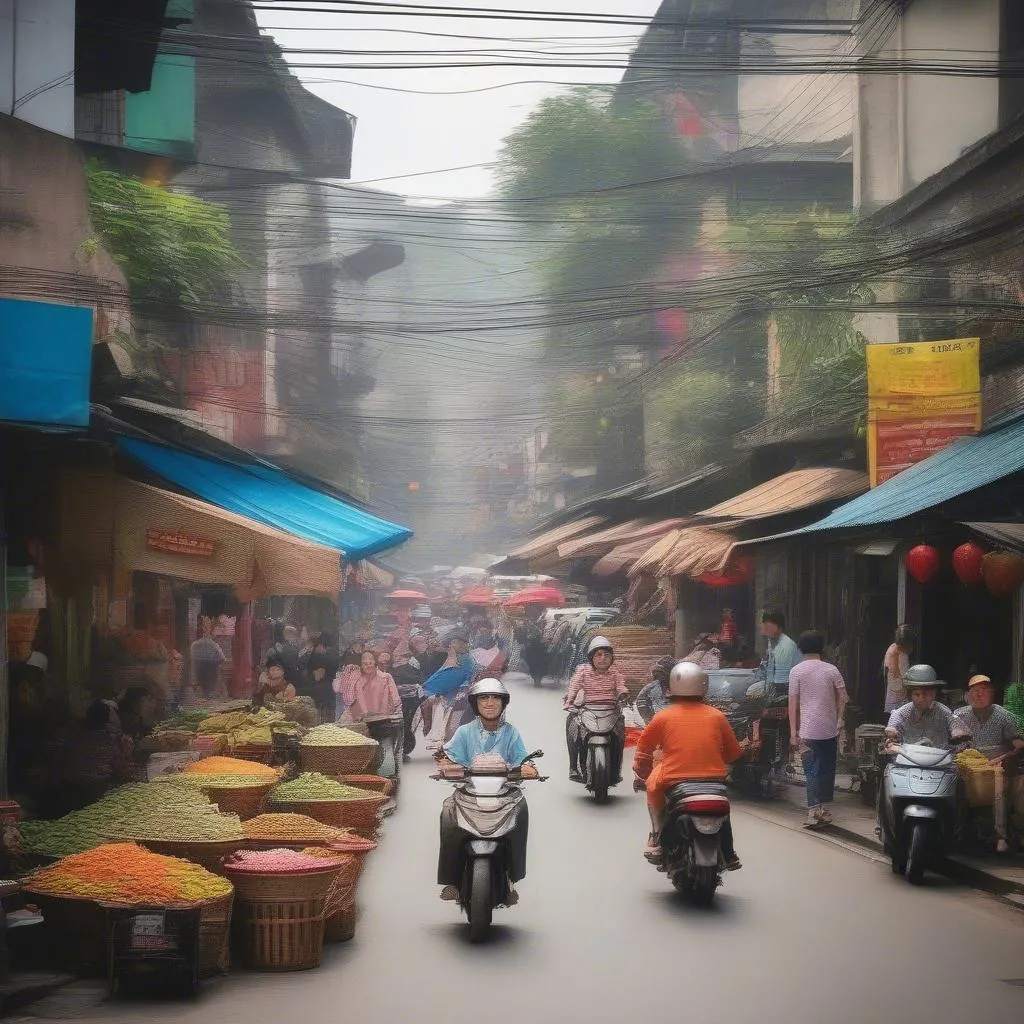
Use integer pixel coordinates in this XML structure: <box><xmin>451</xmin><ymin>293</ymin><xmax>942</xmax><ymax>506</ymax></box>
<box><xmin>697</xmin><ymin>554</ymin><xmax>754</xmax><ymax>588</ymax></box>
<box><xmin>906</xmin><ymin>544</ymin><xmax>941</xmax><ymax>584</ymax></box>
<box><xmin>951</xmin><ymin>542</ymin><xmax>986</xmax><ymax>586</ymax></box>
<box><xmin>981</xmin><ymin>551</ymin><xmax>1024</xmax><ymax>597</ymax></box>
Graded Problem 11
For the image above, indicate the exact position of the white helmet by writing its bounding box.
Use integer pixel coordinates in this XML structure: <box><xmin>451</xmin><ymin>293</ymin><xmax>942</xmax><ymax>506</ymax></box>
<box><xmin>587</xmin><ymin>635</ymin><xmax>614</xmax><ymax>662</ymax></box>
<box><xmin>468</xmin><ymin>677</ymin><xmax>510</xmax><ymax>714</ymax></box>
<box><xmin>668</xmin><ymin>661</ymin><xmax>708</xmax><ymax>698</ymax></box>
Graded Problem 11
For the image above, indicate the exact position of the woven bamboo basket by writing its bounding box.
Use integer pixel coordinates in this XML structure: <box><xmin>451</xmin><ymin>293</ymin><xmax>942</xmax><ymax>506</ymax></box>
<box><xmin>325</xmin><ymin>904</ymin><xmax>356</xmax><ymax>943</ymax></box>
<box><xmin>336</xmin><ymin>774</ymin><xmax>394</xmax><ymax>796</ymax></box>
<box><xmin>236</xmin><ymin>896</ymin><xmax>327</xmax><ymax>971</ymax></box>
<box><xmin>299</xmin><ymin>741</ymin><xmax>378</xmax><ymax>776</ymax></box>
<box><xmin>269</xmin><ymin>794</ymin><xmax>387</xmax><ymax>831</ymax></box>
<box><xmin>135</xmin><ymin>838</ymin><xmax>244</xmax><ymax>876</ymax></box>
<box><xmin>21</xmin><ymin>889</ymin><xmax>233</xmax><ymax>978</ymax></box>
<box><xmin>222</xmin><ymin>863</ymin><xmax>343</xmax><ymax>903</ymax></box>
<box><xmin>302</xmin><ymin>850</ymin><xmax>359</xmax><ymax>944</ymax></box>
<box><xmin>200</xmin><ymin>780</ymin><xmax>277</xmax><ymax>821</ymax></box>
<box><xmin>327</xmin><ymin>836</ymin><xmax>377</xmax><ymax>880</ymax></box>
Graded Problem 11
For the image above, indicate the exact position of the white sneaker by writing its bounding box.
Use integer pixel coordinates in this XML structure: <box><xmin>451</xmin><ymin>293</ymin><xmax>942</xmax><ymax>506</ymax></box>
<box><xmin>805</xmin><ymin>808</ymin><xmax>822</xmax><ymax>828</ymax></box>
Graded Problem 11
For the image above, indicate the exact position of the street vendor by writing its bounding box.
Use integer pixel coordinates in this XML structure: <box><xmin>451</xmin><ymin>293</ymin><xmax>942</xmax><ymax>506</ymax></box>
<box><xmin>255</xmin><ymin>654</ymin><xmax>298</xmax><ymax>704</ymax></box>
<box><xmin>953</xmin><ymin>674</ymin><xmax>1024</xmax><ymax>853</ymax></box>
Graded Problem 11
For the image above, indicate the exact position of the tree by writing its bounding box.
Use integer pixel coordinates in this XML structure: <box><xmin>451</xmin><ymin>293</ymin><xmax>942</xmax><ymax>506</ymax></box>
<box><xmin>498</xmin><ymin>88</ymin><xmax>703</xmax><ymax>482</ymax></box>
<box><xmin>84</xmin><ymin>161</ymin><xmax>244</xmax><ymax>313</ymax></box>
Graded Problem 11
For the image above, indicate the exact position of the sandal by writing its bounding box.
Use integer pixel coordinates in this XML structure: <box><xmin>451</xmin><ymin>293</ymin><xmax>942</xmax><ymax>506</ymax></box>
<box><xmin>644</xmin><ymin>832</ymin><xmax>663</xmax><ymax>863</ymax></box>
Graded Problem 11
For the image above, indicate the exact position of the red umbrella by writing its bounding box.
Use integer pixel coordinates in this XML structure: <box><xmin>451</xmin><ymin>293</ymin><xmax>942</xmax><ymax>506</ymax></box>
<box><xmin>504</xmin><ymin>586</ymin><xmax>565</xmax><ymax>607</ymax></box>
<box><xmin>460</xmin><ymin>586</ymin><xmax>496</xmax><ymax>605</ymax></box>
<box><xmin>388</xmin><ymin>589</ymin><xmax>427</xmax><ymax>601</ymax></box>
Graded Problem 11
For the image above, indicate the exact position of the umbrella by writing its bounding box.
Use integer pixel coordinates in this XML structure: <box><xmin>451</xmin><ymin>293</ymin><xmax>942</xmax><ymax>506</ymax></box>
<box><xmin>388</xmin><ymin>589</ymin><xmax>427</xmax><ymax>601</ymax></box>
<box><xmin>504</xmin><ymin>586</ymin><xmax>565</xmax><ymax>607</ymax></box>
<box><xmin>460</xmin><ymin>586</ymin><xmax>496</xmax><ymax>605</ymax></box>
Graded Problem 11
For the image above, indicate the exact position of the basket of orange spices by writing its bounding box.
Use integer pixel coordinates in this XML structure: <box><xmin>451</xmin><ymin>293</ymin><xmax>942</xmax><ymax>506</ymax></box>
<box><xmin>180</xmin><ymin>757</ymin><xmax>282</xmax><ymax>820</ymax></box>
<box><xmin>21</xmin><ymin>843</ymin><xmax>233</xmax><ymax>977</ymax></box>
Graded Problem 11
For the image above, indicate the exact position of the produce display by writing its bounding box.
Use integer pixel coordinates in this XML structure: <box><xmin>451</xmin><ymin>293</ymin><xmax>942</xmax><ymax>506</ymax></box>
<box><xmin>196</xmin><ymin>708</ymin><xmax>285</xmax><ymax>749</ymax></box>
<box><xmin>184</xmin><ymin>757</ymin><xmax>279</xmax><ymax>779</ymax></box>
<box><xmin>25</xmin><ymin>843</ymin><xmax>232</xmax><ymax>903</ymax></box>
<box><xmin>300</xmin><ymin>724</ymin><xmax>378</xmax><ymax>748</ymax></box>
<box><xmin>223</xmin><ymin>848</ymin><xmax>346</xmax><ymax>873</ymax></box>
<box><xmin>243</xmin><ymin>814</ymin><xmax>352</xmax><ymax>843</ymax></box>
<box><xmin>955</xmin><ymin>748</ymin><xmax>990</xmax><ymax>769</ymax></box>
<box><xmin>270</xmin><ymin>774</ymin><xmax>374</xmax><ymax>802</ymax></box>
<box><xmin>21</xmin><ymin>783</ymin><xmax>243</xmax><ymax>857</ymax></box>
<box><xmin>152</xmin><ymin>709</ymin><xmax>211</xmax><ymax>734</ymax></box>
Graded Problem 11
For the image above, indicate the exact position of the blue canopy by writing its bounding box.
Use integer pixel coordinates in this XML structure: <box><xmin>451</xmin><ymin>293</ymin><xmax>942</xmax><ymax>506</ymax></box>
<box><xmin>117</xmin><ymin>436</ymin><xmax>412</xmax><ymax>559</ymax></box>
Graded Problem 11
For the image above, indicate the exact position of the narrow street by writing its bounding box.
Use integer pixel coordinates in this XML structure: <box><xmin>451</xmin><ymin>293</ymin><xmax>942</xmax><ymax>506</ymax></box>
<box><xmin>53</xmin><ymin>681</ymin><xmax>1024</xmax><ymax>1024</ymax></box>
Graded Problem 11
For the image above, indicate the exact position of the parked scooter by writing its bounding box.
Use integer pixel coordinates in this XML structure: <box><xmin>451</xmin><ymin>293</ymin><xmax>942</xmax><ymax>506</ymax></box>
<box><xmin>577</xmin><ymin>704</ymin><xmax>625</xmax><ymax>803</ymax></box>
<box><xmin>878</xmin><ymin>742</ymin><xmax>958</xmax><ymax>884</ymax></box>
<box><xmin>364</xmin><ymin>713</ymin><xmax>404</xmax><ymax>780</ymax></box>
<box><xmin>433</xmin><ymin>751</ymin><xmax>545</xmax><ymax>942</ymax></box>
<box><xmin>659</xmin><ymin>782</ymin><xmax>731</xmax><ymax>905</ymax></box>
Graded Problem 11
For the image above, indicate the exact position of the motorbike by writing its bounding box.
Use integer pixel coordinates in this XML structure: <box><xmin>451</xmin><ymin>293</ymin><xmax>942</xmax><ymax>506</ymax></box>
<box><xmin>364</xmin><ymin>713</ymin><xmax>404</xmax><ymax>781</ymax></box>
<box><xmin>576</xmin><ymin>703</ymin><xmax>624</xmax><ymax>804</ymax></box>
<box><xmin>706</xmin><ymin>668</ymin><xmax>789</xmax><ymax>799</ymax></box>
<box><xmin>878</xmin><ymin>742</ymin><xmax>958</xmax><ymax>884</ymax></box>
<box><xmin>659</xmin><ymin>781</ymin><xmax>731</xmax><ymax>906</ymax></box>
<box><xmin>433</xmin><ymin>751</ymin><xmax>545</xmax><ymax>943</ymax></box>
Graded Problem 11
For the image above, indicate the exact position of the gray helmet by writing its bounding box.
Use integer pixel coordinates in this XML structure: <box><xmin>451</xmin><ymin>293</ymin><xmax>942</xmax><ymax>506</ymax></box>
<box><xmin>467</xmin><ymin>677</ymin><xmax>510</xmax><ymax>714</ymax></box>
<box><xmin>587</xmin><ymin>635</ymin><xmax>614</xmax><ymax>663</ymax></box>
<box><xmin>903</xmin><ymin>664</ymin><xmax>944</xmax><ymax>689</ymax></box>
<box><xmin>668</xmin><ymin>661</ymin><xmax>708</xmax><ymax>698</ymax></box>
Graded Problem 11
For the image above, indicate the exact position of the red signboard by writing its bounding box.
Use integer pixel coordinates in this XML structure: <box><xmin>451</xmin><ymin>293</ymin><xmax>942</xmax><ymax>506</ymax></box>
<box><xmin>146</xmin><ymin>529</ymin><xmax>215</xmax><ymax>557</ymax></box>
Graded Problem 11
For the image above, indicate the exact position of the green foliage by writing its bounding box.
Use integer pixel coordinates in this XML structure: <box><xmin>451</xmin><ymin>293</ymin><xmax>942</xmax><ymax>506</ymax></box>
<box><xmin>84</xmin><ymin>160</ymin><xmax>244</xmax><ymax>311</ymax></box>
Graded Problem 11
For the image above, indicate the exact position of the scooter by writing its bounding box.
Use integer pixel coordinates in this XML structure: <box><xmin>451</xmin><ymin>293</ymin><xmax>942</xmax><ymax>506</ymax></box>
<box><xmin>364</xmin><ymin>713</ymin><xmax>404</xmax><ymax>780</ymax></box>
<box><xmin>433</xmin><ymin>752</ymin><xmax>545</xmax><ymax>943</ymax></box>
<box><xmin>878</xmin><ymin>742</ymin><xmax>958</xmax><ymax>884</ymax></box>
<box><xmin>578</xmin><ymin>704</ymin><xmax>624</xmax><ymax>804</ymax></box>
<box><xmin>659</xmin><ymin>782</ymin><xmax>731</xmax><ymax>906</ymax></box>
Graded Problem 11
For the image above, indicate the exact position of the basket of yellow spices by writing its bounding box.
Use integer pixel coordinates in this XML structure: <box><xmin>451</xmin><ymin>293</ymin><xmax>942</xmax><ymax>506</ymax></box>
<box><xmin>299</xmin><ymin>724</ymin><xmax>379</xmax><ymax>776</ymax></box>
<box><xmin>21</xmin><ymin>843</ymin><xmax>234</xmax><ymax>977</ymax></box>
<box><xmin>269</xmin><ymin>774</ymin><xmax>388</xmax><ymax>833</ymax></box>
<box><xmin>241</xmin><ymin>813</ymin><xmax>355</xmax><ymax>850</ymax></box>
<box><xmin>222</xmin><ymin>849</ymin><xmax>348</xmax><ymax>971</ymax></box>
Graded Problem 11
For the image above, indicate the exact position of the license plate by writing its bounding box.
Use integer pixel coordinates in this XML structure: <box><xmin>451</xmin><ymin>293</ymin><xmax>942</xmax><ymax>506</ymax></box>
<box><xmin>130</xmin><ymin>912</ymin><xmax>169</xmax><ymax>951</ymax></box>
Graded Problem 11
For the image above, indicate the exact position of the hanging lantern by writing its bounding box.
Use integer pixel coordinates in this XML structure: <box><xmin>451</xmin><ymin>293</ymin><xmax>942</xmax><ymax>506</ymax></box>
<box><xmin>951</xmin><ymin>541</ymin><xmax>986</xmax><ymax>586</ymax></box>
<box><xmin>981</xmin><ymin>550</ymin><xmax>1024</xmax><ymax>597</ymax></box>
<box><xmin>906</xmin><ymin>544</ymin><xmax>941</xmax><ymax>584</ymax></box>
<box><xmin>697</xmin><ymin>554</ymin><xmax>754</xmax><ymax>588</ymax></box>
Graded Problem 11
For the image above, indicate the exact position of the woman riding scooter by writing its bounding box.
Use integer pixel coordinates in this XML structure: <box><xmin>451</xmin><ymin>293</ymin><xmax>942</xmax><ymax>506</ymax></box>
<box><xmin>563</xmin><ymin>636</ymin><xmax>628</xmax><ymax>783</ymax></box>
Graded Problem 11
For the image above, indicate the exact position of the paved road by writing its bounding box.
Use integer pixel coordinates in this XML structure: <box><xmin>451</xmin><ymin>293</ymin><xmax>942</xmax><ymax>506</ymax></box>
<box><xmin>45</xmin><ymin>680</ymin><xmax>1024</xmax><ymax>1024</ymax></box>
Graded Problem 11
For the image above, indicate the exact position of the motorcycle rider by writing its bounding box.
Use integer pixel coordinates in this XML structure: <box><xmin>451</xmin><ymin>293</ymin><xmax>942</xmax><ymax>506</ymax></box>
<box><xmin>633</xmin><ymin>661</ymin><xmax>745</xmax><ymax>870</ymax></box>
<box><xmin>884</xmin><ymin>665</ymin><xmax>968</xmax><ymax>752</ymax></box>
<box><xmin>563</xmin><ymin>636</ymin><xmax>629</xmax><ymax>782</ymax></box>
<box><xmin>636</xmin><ymin>656</ymin><xmax>678</xmax><ymax>726</ymax></box>
<box><xmin>435</xmin><ymin>678</ymin><xmax>537</xmax><ymax>902</ymax></box>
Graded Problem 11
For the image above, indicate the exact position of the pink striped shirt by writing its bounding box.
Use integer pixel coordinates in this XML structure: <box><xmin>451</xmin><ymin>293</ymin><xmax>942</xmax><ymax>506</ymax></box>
<box><xmin>564</xmin><ymin>665</ymin><xmax>628</xmax><ymax>708</ymax></box>
<box><xmin>788</xmin><ymin>660</ymin><xmax>847</xmax><ymax>741</ymax></box>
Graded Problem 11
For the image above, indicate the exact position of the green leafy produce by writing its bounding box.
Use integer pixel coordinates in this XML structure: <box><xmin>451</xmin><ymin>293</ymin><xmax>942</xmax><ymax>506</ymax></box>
<box><xmin>270</xmin><ymin>774</ymin><xmax>376</xmax><ymax>803</ymax></box>
<box><xmin>300</xmin><ymin>724</ymin><xmax>378</xmax><ymax>748</ymax></box>
<box><xmin>20</xmin><ymin>783</ymin><xmax>243</xmax><ymax>857</ymax></box>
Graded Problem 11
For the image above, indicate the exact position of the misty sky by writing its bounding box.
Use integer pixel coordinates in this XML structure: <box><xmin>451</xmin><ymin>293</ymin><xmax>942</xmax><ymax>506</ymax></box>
<box><xmin>255</xmin><ymin>1</ymin><xmax>662</xmax><ymax>200</ymax></box>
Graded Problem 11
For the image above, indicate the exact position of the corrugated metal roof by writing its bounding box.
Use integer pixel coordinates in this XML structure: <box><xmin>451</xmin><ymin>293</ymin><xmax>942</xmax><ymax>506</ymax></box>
<box><xmin>696</xmin><ymin>467</ymin><xmax>868</xmax><ymax>521</ymax></box>
<box><xmin>793</xmin><ymin>419</ymin><xmax>1024</xmax><ymax>533</ymax></box>
<box><xmin>506</xmin><ymin>515</ymin><xmax>607</xmax><ymax>560</ymax></box>
<box><xmin>962</xmin><ymin>521</ymin><xmax>1024</xmax><ymax>551</ymax></box>
<box><xmin>557</xmin><ymin>517</ymin><xmax>686</xmax><ymax>559</ymax></box>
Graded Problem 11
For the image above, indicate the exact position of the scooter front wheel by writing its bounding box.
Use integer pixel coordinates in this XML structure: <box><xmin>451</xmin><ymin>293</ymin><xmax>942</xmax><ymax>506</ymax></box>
<box><xmin>906</xmin><ymin>822</ymin><xmax>929</xmax><ymax>885</ymax></box>
<box><xmin>591</xmin><ymin>746</ymin><xmax>609</xmax><ymax>804</ymax></box>
<box><xmin>467</xmin><ymin>858</ymin><xmax>493</xmax><ymax>943</ymax></box>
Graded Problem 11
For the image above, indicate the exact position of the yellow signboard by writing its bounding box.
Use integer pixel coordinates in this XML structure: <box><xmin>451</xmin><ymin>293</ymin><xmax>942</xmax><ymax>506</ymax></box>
<box><xmin>866</xmin><ymin>339</ymin><xmax>981</xmax><ymax>486</ymax></box>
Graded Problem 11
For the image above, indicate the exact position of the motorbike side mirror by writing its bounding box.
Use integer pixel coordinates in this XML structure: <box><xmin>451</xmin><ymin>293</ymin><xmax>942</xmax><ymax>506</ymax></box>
<box><xmin>523</xmin><ymin>750</ymin><xmax>544</xmax><ymax>761</ymax></box>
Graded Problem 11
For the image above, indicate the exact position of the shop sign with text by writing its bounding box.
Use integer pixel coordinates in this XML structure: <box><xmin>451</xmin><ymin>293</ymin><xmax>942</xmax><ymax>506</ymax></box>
<box><xmin>866</xmin><ymin>339</ymin><xmax>981</xmax><ymax>486</ymax></box>
<box><xmin>146</xmin><ymin>529</ymin><xmax>215</xmax><ymax>557</ymax></box>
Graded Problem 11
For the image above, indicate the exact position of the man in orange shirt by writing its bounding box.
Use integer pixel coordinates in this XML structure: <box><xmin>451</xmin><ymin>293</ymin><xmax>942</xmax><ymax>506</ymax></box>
<box><xmin>634</xmin><ymin>662</ymin><xmax>745</xmax><ymax>869</ymax></box>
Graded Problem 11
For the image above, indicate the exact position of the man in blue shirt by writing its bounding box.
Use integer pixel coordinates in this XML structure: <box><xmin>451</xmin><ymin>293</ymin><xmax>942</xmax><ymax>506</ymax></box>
<box><xmin>761</xmin><ymin>610</ymin><xmax>801</xmax><ymax>694</ymax></box>
<box><xmin>436</xmin><ymin>678</ymin><xmax>536</xmax><ymax>902</ymax></box>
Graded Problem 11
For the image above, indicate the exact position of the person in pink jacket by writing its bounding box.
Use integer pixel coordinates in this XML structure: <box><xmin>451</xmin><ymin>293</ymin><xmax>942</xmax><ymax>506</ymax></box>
<box><xmin>333</xmin><ymin>650</ymin><xmax>400</xmax><ymax>724</ymax></box>
<box><xmin>563</xmin><ymin>636</ymin><xmax>628</xmax><ymax>782</ymax></box>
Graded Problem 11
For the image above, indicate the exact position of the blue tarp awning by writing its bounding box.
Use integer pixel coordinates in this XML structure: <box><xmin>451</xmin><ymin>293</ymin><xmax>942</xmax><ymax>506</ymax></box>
<box><xmin>117</xmin><ymin>436</ymin><xmax>412</xmax><ymax>559</ymax></box>
<box><xmin>770</xmin><ymin>417</ymin><xmax>1024</xmax><ymax>538</ymax></box>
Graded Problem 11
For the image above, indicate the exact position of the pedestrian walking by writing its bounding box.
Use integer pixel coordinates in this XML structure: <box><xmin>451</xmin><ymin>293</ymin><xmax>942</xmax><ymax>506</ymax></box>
<box><xmin>883</xmin><ymin>623</ymin><xmax>917</xmax><ymax>715</ymax></box>
<box><xmin>788</xmin><ymin>630</ymin><xmax>848</xmax><ymax>828</ymax></box>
